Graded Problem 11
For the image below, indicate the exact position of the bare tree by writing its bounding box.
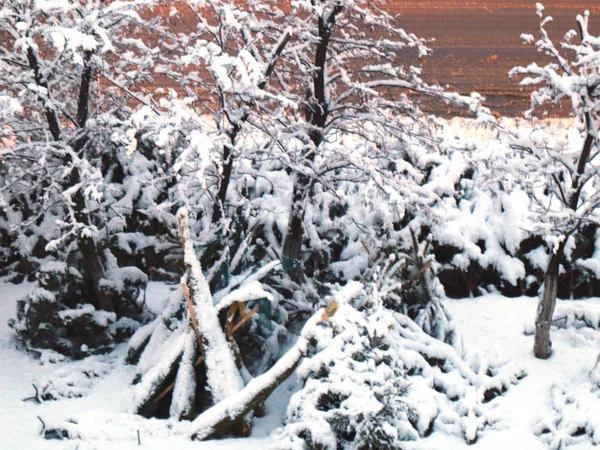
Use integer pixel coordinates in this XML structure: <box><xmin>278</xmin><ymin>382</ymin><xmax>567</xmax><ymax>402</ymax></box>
<box><xmin>0</xmin><ymin>0</ymin><xmax>158</xmax><ymax>312</ymax></box>
<box><xmin>263</xmin><ymin>0</ymin><xmax>486</xmax><ymax>281</ymax></box>
<box><xmin>507</xmin><ymin>4</ymin><xmax>600</xmax><ymax>358</ymax></box>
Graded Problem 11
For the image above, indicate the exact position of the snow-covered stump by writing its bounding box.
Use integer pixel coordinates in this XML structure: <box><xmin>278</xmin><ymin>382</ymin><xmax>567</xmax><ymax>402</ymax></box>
<box><xmin>273</xmin><ymin>283</ymin><xmax>526</xmax><ymax>449</ymax></box>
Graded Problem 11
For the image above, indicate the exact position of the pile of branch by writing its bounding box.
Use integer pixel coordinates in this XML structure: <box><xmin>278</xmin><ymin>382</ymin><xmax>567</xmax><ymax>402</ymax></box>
<box><xmin>127</xmin><ymin>207</ymin><xmax>339</xmax><ymax>438</ymax></box>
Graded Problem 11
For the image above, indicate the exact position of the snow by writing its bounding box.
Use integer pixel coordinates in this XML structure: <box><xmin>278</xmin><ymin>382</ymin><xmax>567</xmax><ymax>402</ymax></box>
<box><xmin>58</xmin><ymin>305</ymin><xmax>116</xmax><ymax>327</ymax></box>
<box><xmin>0</xmin><ymin>279</ymin><xmax>269</xmax><ymax>450</ymax></box>
<box><xmin>3</xmin><ymin>278</ymin><xmax>600</xmax><ymax>449</ymax></box>
<box><xmin>432</xmin><ymin>295</ymin><xmax>600</xmax><ymax>450</ymax></box>
<box><xmin>215</xmin><ymin>280</ymin><xmax>275</xmax><ymax>312</ymax></box>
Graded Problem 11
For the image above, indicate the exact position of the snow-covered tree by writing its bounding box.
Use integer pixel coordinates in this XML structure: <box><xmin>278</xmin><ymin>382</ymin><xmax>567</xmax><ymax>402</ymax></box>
<box><xmin>272</xmin><ymin>282</ymin><xmax>525</xmax><ymax>448</ymax></box>
<box><xmin>120</xmin><ymin>2</ymin><xmax>302</xmax><ymax>412</ymax></box>
<box><xmin>497</xmin><ymin>4</ymin><xmax>600</xmax><ymax>358</ymax></box>
<box><xmin>1</xmin><ymin>0</ymin><xmax>164</xmax><ymax>357</ymax></box>
<box><xmin>131</xmin><ymin>0</ymin><xmax>291</xmax><ymax>227</ymax></box>
<box><xmin>265</xmin><ymin>0</ymin><xmax>488</xmax><ymax>285</ymax></box>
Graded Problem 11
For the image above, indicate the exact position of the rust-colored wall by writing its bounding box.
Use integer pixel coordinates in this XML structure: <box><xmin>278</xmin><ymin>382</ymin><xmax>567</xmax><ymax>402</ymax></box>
<box><xmin>161</xmin><ymin>1</ymin><xmax>599</xmax><ymax>116</ymax></box>
<box><xmin>387</xmin><ymin>1</ymin><xmax>600</xmax><ymax>116</ymax></box>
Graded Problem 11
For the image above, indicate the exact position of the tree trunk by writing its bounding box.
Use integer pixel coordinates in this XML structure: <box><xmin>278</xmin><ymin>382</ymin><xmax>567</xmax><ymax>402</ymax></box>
<box><xmin>282</xmin><ymin>173</ymin><xmax>311</xmax><ymax>282</ymax></box>
<box><xmin>211</xmin><ymin>143</ymin><xmax>234</xmax><ymax>224</ymax></box>
<box><xmin>281</xmin><ymin>9</ymin><xmax>341</xmax><ymax>281</ymax></box>
<box><xmin>533</xmin><ymin>245</ymin><xmax>564</xmax><ymax>359</ymax></box>
<box><xmin>533</xmin><ymin>102</ymin><xmax>595</xmax><ymax>359</ymax></box>
<box><xmin>79</xmin><ymin>235</ymin><xmax>114</xmax><ymax>312</ymax></box>
<box><xmin>77</xmin><ymin>50</ymin><xmax>94</xmax><ymax>129</ymax></box>
<box><xmin>25</xmin><ymin>47</ymin><xmax>61</xmax><ymax>141</ymax></box>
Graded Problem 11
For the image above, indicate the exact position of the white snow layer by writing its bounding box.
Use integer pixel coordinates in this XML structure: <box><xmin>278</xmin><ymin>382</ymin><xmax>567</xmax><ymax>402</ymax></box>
<box><xmin>3</xmin><ymin>279</ymin><xmax>600</xmax><ymax>449</ymax></box>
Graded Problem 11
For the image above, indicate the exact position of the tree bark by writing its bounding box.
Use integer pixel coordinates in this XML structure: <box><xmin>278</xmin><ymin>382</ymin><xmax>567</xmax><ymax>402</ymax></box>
<box><xmin>533</xmin><ymin>243</ymin><xmax>564</xmax><ymax>359</ymax></box>
<box><xmin>78</xmin><ymin>235</ymin><xmax>114</xmax><ymax>312</ymax></box>
<box><xmin>281</xmin><ymin>6</ymin><xmax>342</xmax><ymax>281</ymax></box>
<box><xmin>76</xmin><ymin>50</ymin><xmax>94</xmax><ymax>129</ymax></box>
<box><xmin>25</xmin><ymin>47</ymin><xmax>61</xmax><ymax>141</ymax></box>
<box><xmin>211</xmin><ymin>139</ymin><xmax>235</xmax><ymax>224</ymax></box>
<box><xmin>281</xmin><ymin>172</ymin><xmax>311</xmax><ymax>282</ymax></box>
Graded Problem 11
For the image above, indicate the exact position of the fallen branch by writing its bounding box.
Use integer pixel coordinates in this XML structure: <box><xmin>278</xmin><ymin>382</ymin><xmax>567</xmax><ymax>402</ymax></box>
<box><xmin>552</xmin><ymin>315</ymin><xmax>568</xmax><ymax>325</ymax></box>
<box><xmin>189</xmin><ymin>301</ymin><xmax>339</xmax><ymax>441</ymax></box>
<box><xmin>151</xmin><ymin>355</ymin><xmax>204</xmax><ymax>406</ymax></box>
<box><xmin>182</xmin><ymin>281</ymin><xmax>204</xmax><ymax>351</ymax></box>
<box><xmin>144</xmin><ymin>300</ymin><xmax>257</xmax><ymax>408</ymax></box>
<box><xmin>228</xmin><ymin>303</ymin><xmax>260</xmax><ymax>336</ymax></box>
<box><xmin>37</xmin><ymin>416</ymin><xmax>46</xmax><ymax>435</ymax></box>
<box><xmin>178</xmin><ymin>208</ymin><xmax>245</xmax><ymax>404</ymax></box>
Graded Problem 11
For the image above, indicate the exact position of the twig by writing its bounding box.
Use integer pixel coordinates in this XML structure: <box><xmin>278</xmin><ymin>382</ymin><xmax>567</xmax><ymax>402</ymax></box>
<box><xmin>229</xmin><ymin>304</ymin><xmax>260</xmax><ymax>336</ymax></box>
<box><xmin>22</xmin><ymin>383</ymin><xmax>41</xmax><ymax>403</ymax></box>
<box><xmin>407</xmin><ymin>261</ymin><xmax>433</xmax><ymax>284</ymax></box>
<box><xmin>552</xmin><ymin>316</ymin><xmax>568</xmax><ymax>325</ymax></box>
<box><xmin>37</xmin><ymin>416</ymin><xmax>46</xmax><ymax>435</ymax></box>
<box><xmin>360</xmin><ymin>239</ymin><xmax>371</xmax><ymax>259</ymax></box>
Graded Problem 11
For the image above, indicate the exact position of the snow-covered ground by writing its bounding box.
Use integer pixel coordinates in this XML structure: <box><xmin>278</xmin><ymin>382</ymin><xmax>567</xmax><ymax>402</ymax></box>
<box><xmin>0</xmin><ymin>280</ymin><xmax>290</xmax><ymax>450</ymax></box>
<box><xmin>2</xmin><ymin>279</ymin><xmax>600</xmax><ymax>449</ymax></box>
<box><xmin>426</xmin><ymin>295</ymin><xmax>600</xmax><ymax>450</ymax></box>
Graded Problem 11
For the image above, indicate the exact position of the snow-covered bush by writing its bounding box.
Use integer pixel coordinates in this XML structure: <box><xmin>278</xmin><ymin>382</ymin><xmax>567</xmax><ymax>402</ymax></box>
<box><xmin>273</xmin><ymin>289</ymin><xmax>418</xmax><ymax>450</ymax></box>
<box><xmin>273</xmin><ymin>283</ymin><xmax>525</xmax><ymax>448</ymax></box>
<box><xmin>36</xmin><ymin>354</ymin><xmax>116</xmax><ymax>401</ymax></box>
<box><xmin>8</xmin><ymin>257</ymin><xmax>150</xmax><ymax>360</ymax></box>
<box><xmin>436</xmin><ymin>118</ymin><xmax>600</xmax><ymax>301</ymax></box>
<box><xmin>0</xmin><ymin>0</ymin><xmax>170</xmax><ymax>357</ymax></box>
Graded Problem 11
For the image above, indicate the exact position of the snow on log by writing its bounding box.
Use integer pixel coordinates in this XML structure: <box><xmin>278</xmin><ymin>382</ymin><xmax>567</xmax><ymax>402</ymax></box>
<box><xmin>189</xmin><ymin>301</ymin><xmax>339</xmax><ymax>441</ymax></box>
<box><xmin>177</xmin><ymin>207</ymin><xmax>245</xmax><ymax>404</ymax></box>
